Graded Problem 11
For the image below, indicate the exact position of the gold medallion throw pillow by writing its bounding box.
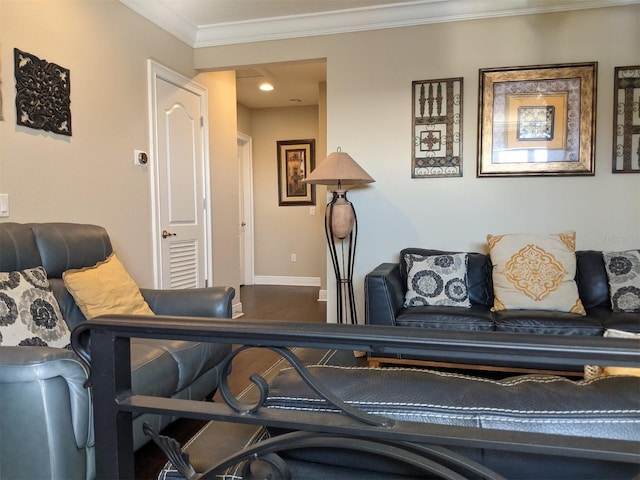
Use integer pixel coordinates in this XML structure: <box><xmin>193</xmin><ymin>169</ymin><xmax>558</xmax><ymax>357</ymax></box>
<box><xmin>63</xmin><ymin>252</ymin><xmax>154</xmax><ymax>320</ymax></box>
<box><xmin>487</xmin><ymin>232</ymin><xmax>586</xmax><ymax>315</ymax></box>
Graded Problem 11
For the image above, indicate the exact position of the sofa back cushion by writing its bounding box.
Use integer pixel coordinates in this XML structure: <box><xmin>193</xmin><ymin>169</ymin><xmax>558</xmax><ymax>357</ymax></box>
<box><xmin>575</xmin><ymin>251</ymin><xmax>610</xmax><ymax>309</ymax></box>
<box><xmin>0</xmin><ymin>223</ymin><xmax>42</xmax><ymax>272</ymax></box>
<box><xmin>29</xmin><ymin>223</ymin><xmax>113</xmax><ymax>278</ymax></box>
<box><xmin>400</xmin><ymin>249</ymin><xmax>493</xmax><ymax>306</ymax></box>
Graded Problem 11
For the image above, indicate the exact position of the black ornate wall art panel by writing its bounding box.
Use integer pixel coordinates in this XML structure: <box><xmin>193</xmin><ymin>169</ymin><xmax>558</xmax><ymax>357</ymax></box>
<box><xmin>412</xmin><ymin>77</ymin><xmax>463</xmax><ymax>178</ymax></box>
<box><xmin>14</xmin><ymin>48</ymin><xmax>71</xmax><ymax>136</ymax></box>
<box><xmin>613</xmin><ymin>66</ymin><xmax>640</xmax><ymax>173</ymax></box>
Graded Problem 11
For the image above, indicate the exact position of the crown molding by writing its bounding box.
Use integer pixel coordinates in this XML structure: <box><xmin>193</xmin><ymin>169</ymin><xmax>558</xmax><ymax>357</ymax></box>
<box><xmin>120</xmin><ymin>0</ymin><xmax>198</xmax><ymax>46</ymax></box>
<box><xmin>120</xmin><ymin>0</ymin><xmax>640</xmax><ymax>48</ymax></box>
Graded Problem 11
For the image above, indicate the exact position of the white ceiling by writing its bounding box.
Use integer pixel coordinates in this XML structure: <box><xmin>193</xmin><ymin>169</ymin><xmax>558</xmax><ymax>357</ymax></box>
<box><xmin>120</xmin><ymin>0</ymin><xmax>638</xmax><ymax>109</ymax></box>
<box><xmin>235</xmin><ymin>61</ymin><xmax>327</xmax><ymax>109</ymax></box>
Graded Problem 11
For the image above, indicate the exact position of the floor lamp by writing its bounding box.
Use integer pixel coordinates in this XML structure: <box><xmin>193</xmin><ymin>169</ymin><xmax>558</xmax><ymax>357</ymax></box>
<box><xmin>304</xmin><ymin>148</ymin><xmax>375</xmax><ymax>325</ymax></box>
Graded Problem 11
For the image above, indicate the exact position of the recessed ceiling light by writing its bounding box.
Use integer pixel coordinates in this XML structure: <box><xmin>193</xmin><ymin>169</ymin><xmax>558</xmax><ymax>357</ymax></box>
<box><xmin>259</xmin><ymin>82</ymin><xmax>274</xmax><ymax>91</ymax></box>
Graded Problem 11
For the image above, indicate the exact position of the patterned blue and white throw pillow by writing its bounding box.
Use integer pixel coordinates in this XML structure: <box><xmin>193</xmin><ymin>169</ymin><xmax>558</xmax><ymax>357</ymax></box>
<box><xmin>403</xmin><ymin>253</ymin><xmax>471</xmax><ymax>308</ymax></box>
<box><xmin>0</xmin><ymin>266</ymin><xmax>70</xmax><ymax>348</ymax></box>
<box><xmin>603</xmin><ymin>250</ymin><xmax>640</xmax><ymax>313</ymax></box>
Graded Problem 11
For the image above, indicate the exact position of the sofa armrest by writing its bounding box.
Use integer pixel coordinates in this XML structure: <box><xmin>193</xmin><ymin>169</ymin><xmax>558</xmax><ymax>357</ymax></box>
<box><xmin>0</xmin><ymin>346</ymin><xmax>94</xmax><ymax>479</ymax></box>
<box><xmin>141</xmin><ymin>286</ymin><xmax>235</xmax><ymax>319</ymax></box>
<box><xmin>365</xmin><ymin>263</ymin><xmax>405</xmax><ymax>327</ymax></box>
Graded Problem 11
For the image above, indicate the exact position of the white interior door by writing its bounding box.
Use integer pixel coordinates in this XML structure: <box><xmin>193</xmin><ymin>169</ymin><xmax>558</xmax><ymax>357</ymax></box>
<box><xmin>238</xmin><ymin>133</ymin><xmax>255</xmax><ymax>285</ymax></box>
<box><xmin>148</xmin><ymin>61</ymin><xmax>212</xmax><ymax>289</ymax></box>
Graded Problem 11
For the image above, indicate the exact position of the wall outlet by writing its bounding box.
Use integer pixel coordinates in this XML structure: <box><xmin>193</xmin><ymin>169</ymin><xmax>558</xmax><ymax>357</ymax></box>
<box><xmin>290</xmin><ymin>253</ymin><xmax>297</xmax><ymax>262</ymax></box>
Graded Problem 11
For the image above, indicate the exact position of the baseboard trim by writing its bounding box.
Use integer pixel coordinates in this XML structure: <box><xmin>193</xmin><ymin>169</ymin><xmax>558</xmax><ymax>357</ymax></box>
<box><xmin>254</xmin><ymin>275</ymin><xmax>321</xmax><ymax>287</ymax></box>
<box><xmin>318</xmin><ymin>289</ymin><xmax>327</xmax><ymax>302</ymax></box>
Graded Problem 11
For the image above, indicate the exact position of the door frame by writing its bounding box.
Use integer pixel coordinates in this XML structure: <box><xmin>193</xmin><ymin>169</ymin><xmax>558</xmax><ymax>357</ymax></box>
<box><xmin>238</xmin><ymin>132</ymin><xmax>255</xmax><ymax>285</ymax></box>
<box><xmin>147</xmin><ymin>60</ymin><xmax>213</xmax><ymax>288</ymax></box>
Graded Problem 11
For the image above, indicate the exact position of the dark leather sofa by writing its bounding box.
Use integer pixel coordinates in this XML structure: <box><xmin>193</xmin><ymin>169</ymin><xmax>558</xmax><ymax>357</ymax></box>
<box><xmin>264</xmin><ymin>362</ymin><xmax>640</xmax><ymax>479</ymax></box>
<box><xmin>75</xmin><ymin>316</ymin><xmax>639</xmax><ymax>480</ymax></box>
<box><xmin>0</xmin><ymin>222</ymin><xmax>235</xmax><ymax>480</ymax></box>
<box><xmin>365</xmin><ymin>248</ymin><xmax>640</xmax><ymax>372</ymax></box>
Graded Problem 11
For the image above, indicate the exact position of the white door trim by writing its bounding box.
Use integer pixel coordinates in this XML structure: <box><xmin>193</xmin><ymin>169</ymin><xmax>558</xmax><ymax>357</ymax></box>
<box><xmin>238</xmin><ymin>132</ymin><xmax>255</xmax><ymax>285</ymax></box>
<box><xmin>147</xmin><ymin>59</ymin><xmax>213</xmax><ymax>288</ymax></box>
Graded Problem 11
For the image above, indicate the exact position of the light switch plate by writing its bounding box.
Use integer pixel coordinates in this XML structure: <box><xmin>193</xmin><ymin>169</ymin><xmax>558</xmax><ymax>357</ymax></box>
<box><xmin>0</xmin><ymin>194</ymin><xmax>9</xmax><ymax>218</ymax></box>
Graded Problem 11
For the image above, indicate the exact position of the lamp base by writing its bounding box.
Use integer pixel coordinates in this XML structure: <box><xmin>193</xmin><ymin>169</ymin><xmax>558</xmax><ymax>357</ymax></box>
<box><xmin>325</xmin><ymin>190</ymin><xmax>358</xmax><ymax>325</ymax></box>
<box><xmin>325</xmin><ymin>189</ymin><xmax>354</xmax><ymax>239</ymax></box>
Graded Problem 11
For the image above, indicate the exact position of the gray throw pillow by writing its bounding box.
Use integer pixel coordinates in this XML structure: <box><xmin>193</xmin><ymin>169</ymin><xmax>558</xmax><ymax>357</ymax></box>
<box><xmin>403</xmin><ymin>253</ymin><xmax>471</xmax><ymax>308</ymax></box>
<box><xmin>0</xmin><ymin>266</ymin><xmax>70</xmax><ymax>347</ymax></box>
<box><xmin>603</xmin><ymin>250</ymin><xmax>640</xmax><ymax>313</ymax></box>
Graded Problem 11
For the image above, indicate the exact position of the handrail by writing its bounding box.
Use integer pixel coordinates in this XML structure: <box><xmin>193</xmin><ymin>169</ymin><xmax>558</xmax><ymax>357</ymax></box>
<box><xmin>72</xmin><ymin>314</ymin><xmax>640</xmax><ymax>369</ymax></box>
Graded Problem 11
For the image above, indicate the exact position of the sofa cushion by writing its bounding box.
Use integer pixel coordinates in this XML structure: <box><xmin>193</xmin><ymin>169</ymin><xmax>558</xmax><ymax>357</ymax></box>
<box><xmin>593</xmin><ymin>307</ymin><xmax>640</xmax><ymax>333</ymax></box>
<box><xmin>134</xmin><ymin>338</ymin><xmax>230</xmax><ymax>391</ymax></box>
<box><xmin>492</xmin><ymin>310</ymin><xmax>603</xmax><ymax>335</ymax></box>
<box><xmin>487</xmin><ymin>232</ymin><xmax>586</xmax><ymax>315</ymax></box>
<box><xmin>576</xmin><ymin>251</ymin><xmax>611</xmax><ymax>308</ymax></box>
<box><xmin>396</xmin><ymin>304</ymin><xmax>493</xmax><ymax>331</ymax></box>
<box><xmin>265</xmin><ymin>366</ymin><xmax>640</xmax><ymax>479</ymax></box>
<box><xmin>603</xmin><ymin>250</ymin><xmax>640</xmax><ymax>313</ymax></box>
<box><xmin>48</xmin><ymin>278</ymin><xmax>87</xmax><ymax>330</ymax></box>
<box><xmin>63</xmin><ymin>252</ymin><xmax>154</xmax><ymax>320</ymax></box>
<box><xmin>29</xmin><ymin>223</ymin><xmax>112</xmax><ymax>278</ymax></box>
<box><xmin>403</xmin><ymin>253</ymin><xmax>471</xmax><ymax>308</ymax></box>
<box><xmin>266</xmin><ymin>366</ymin><xmax>640</xmax><ymax>442</ymax></box>
<box><xmin>0</xmin><ymin>267</ymin><xmax>70</xmax><ymax>348</ymax></box>
<box><xmin>130</xmin><ymin>340</ymin><xmax>180</xmax><ymax>398</ymax></box>
<box><xmin>0</xmin><ymin>223</ymin><xmax>42</xmax><ymax>272</ymax></box>
<box><xmin>400</xmin><ymin>249</ymin><xmax>493</xmax><ymax>306</ymax></box>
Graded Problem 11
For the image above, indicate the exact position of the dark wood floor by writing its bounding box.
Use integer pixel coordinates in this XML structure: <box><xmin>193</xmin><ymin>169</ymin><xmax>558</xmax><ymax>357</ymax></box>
<box><xmin>134</xmin><ymin>285</ymin><xmax>326</xmax><ymax>479</ymax></box>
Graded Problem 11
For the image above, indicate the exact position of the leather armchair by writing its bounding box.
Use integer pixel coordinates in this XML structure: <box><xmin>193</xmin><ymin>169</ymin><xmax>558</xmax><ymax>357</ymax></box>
<box><xmin>0</xmin><ymin>222</ymin><xmax>235</xmax><ymax>480</ymax></box>
<box><xmin>0</xmin><ymin>347</ymin><xmax>94</xmax><ymax>480</ymax></box>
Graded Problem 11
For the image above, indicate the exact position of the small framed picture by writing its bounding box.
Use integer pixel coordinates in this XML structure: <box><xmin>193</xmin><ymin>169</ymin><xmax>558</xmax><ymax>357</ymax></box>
<box><xmin>277</xmin><ymin>139</ymin><xmax>316</xmax><ymax>206</ymax></box>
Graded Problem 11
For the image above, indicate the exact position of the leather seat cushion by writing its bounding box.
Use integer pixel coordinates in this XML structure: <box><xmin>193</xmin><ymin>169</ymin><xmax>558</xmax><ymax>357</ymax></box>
<box><xmin>588</xmin><ymin>307</ymin><xmax>640</xmax><ymax>333</ymax></box>
<box><xmin>493</xmin><ymin>310</ymin><xmax>603</xmax><ymax>335</ymax></box>
<box><xmin>130</xmin><ymin>341</ymin><xmax>180</xmax><ymax>397</ymax></box>
<box><xmin>133</xmin><ymin>338</ymin><xmax>229</xmax><ymax>391</ymax></box>
<box><xmin>396</xmin><ymin>304</ymin><xmax>494</xmax><ymax>331</ymax></box>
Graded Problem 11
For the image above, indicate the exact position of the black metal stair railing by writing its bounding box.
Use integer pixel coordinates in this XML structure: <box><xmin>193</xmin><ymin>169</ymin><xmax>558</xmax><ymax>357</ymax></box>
<box><xmin>71</xmin><ymin>315</ymin><xmax>640</xmax><ymax>479</ymax></box>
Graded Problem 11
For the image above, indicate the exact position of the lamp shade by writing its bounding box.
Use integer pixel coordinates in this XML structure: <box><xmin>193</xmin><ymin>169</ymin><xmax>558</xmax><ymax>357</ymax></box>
<box><xmin>303</xmin><ymin>150</ymin><xmax>375</xmax><ymax>187</ymax></box>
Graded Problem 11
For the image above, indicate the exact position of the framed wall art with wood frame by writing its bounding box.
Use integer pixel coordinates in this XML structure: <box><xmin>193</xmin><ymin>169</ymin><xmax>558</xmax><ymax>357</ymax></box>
<box><xmin>277</xmin><ymin>139</ymin><xmax>315</xmax><ymax>206</ymax></box>
<box><xmin>412</xmin><ymin>77</ymin><xmax>463</xmax><ymax>178</ymax></box>
<box><xmin>612</xmin><ymin>65</ymin><xmax>640</xmax><ymax>173</ymax></box>
<box><xmin>478</xmin><ymin>62</ymin><xmax>597</xmax><ymax>177</ymax></box>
